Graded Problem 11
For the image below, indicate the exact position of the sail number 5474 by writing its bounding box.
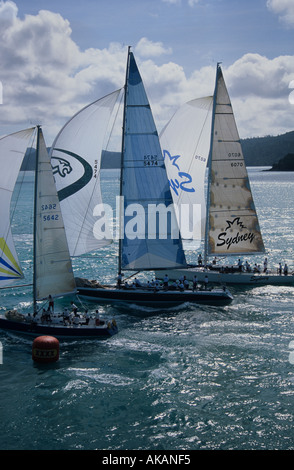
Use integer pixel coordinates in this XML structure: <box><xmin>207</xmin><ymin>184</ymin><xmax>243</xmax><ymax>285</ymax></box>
<box><xmin>144</xmin><ymin>155</ymin><xmax>158</xmax><ymax>166</ymax></box>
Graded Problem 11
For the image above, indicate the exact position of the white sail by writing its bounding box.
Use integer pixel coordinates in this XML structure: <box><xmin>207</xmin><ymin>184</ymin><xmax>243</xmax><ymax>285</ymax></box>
<box><xmin>50</xmin><ymin>90</ymin><xmax>121</xmax><ymax>257</ymax></box>
<box><xmin>35</xmin><ymin>128</ymin><xmax>76</xmax><ymax>300</ymax></box>
<box><xmin>160</xmin><ymin>97</ymin><xmax>213</xmax><ymax>240</ymax></box>
<box><xmin>206</xmin><ymin>65</ymin><xmax>265</xmax><ymax>256</ymax></box>
<box><xmin>0</xmin><ymin>128</ymin><xmax>35</xmax><ymax>286</ymax></box>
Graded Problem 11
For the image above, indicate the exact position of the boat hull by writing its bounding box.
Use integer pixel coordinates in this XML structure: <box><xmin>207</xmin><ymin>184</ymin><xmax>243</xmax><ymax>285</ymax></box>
<box><xmin>0</xmin><ymin>317</ymin><xmax>118</xmax><ymax>339</ymax></box>
<box><xmin>155</xmin><ymin>267</ymin><xmax>294</xmax><ymax>286</ymax></box>
<box><xmin>77</xmin><ymin>285</ymin><xmax>233</xmax><ymax>306</ymax></box>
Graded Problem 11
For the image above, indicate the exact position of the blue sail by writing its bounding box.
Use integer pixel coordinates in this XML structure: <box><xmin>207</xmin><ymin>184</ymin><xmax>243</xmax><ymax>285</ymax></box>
<box><xmin>120</xmin><ymin>52</ymin><xmax>187</xmax><ymax>270</ymax></box>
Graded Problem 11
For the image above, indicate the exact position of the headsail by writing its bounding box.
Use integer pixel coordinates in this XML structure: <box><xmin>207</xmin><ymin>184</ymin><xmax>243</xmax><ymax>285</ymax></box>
<box><xmin>206</xmin><ymin>64</ymin><xmax>265</xmax><ymax>256</ymax></box>
<box><xmin>34</xmin><ymin>127</ymin><xmax>76</xmax><ymax>300</ymax></box>
<box><xmin>160</xmin><ymin>96</ymin><xmax>213</xmax><ymax>240</ymax></box>
<box><xmin>50</xmin><ymin>90</ymin><xmax>121</xmax><ymax>257</ymax></box>
<box><xmin>120</xmin><ymin>51</ymin><xmax>187</xmax><ymax>270</ymax></box>
<box><xmin>0</xmin><ymin>128</ymin><xmax>35</xmax><ymax>286</ymax></box>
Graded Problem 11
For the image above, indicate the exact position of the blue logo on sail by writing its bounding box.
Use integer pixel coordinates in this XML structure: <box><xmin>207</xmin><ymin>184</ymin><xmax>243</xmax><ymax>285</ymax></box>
<box><xmin>163</xmin><ymin>150</ymin><xmax>195</xmax><ymax>196</ymax></box>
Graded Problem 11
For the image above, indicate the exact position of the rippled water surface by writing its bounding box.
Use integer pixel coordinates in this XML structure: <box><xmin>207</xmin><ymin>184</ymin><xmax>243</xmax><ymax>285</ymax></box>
<box><xmin>0</xmin><ymin>168</ymin><xmax>293</xmax><ymax>450</ymax></box>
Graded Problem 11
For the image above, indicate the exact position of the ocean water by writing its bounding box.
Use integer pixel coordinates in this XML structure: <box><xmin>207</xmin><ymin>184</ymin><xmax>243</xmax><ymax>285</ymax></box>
<box><xmin>0</xmin><ymin>168</ymin><xmax>293</xmax><ymax>451</ymax></box>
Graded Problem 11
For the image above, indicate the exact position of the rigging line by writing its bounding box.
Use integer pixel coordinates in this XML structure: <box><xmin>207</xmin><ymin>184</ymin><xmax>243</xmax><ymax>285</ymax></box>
<box><xmin>123</xmin><ymin>271</ymin><xmax>141</xmax><ymax>282</ymax></box>
<box><xmin>179</xmin><ymin>97</ymin><xmax>213</xmax><ymax>207</ymax></box>
<box><xmin>76</xmin><ymin>295</ymin><xmax>88</xmax><ymax>311</ymax></box>
<box><xmin>72</xmin><ymin>90</ymin><xmax>123</xmax><ymax>256</ymax></box>
<box><xmin>9</xmin><ymin>129</ymin><xmax>37</xmax><ymax>225</ymax></box>
<box><xmin>190</xmin><ymin>97</ymin><xmax>213</xmax><ymax>175</ymax></box>
<box><xmin>3</xmin><ymin>129</ymin><xmax>37</xmax><ymax>265</ymax></box>
<box><xmin>104</xmin><ymin>88</ymin><xmax>124</xmax><ymax>152</ymax></box>
<box><xmin>0</xmin><ymin>283</ymin><xmax>33</xmax><ymax>290</ymax></box>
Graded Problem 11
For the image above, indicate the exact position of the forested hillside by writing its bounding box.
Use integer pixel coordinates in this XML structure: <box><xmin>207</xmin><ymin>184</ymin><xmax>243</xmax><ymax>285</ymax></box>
<box><xmin>20</xmin><ymin>130</ymin><xmax>294</xmax><ymax>170</ymax></box>
<box><xmin>241</xmin><ymin>131</ymin><xmax>294</xmax><ymax>166</ymax></box>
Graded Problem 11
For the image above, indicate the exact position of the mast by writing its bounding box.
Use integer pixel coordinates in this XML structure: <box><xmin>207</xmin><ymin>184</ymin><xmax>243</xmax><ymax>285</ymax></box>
<box><xmin>204</xmin><ymin>63</ymin><xmax>220</xmax><ymax>266</ymax></box>
<box><xmin>118</xmin><ymin>46</ymin><xmax>131</xmax><ymax>275</ymax></box>
<box><xmin>33</xmin><ymin>125</ymin><xmax>40</xmax><ymax>313</ymax></box>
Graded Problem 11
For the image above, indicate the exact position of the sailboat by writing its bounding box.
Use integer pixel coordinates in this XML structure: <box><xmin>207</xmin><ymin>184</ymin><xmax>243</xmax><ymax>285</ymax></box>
<box><xmin>50</xmin><ymin>49</ymin><xmax>233</xmax><ymax>306</ymax></box>
<box><xmin>0</xmin><ymin>126</ymin><xmax>118</xmax><ymax>338</ymax></box>
<box><xmin>156</xmin><ymin>63</ymin><xmax>293</xmax><ymax>286</ymax></box>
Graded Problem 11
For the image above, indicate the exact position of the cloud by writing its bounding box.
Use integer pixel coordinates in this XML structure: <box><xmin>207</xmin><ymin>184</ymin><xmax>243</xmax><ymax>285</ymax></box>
<box><xmin>188</xmin><ymin>0</ymin><xmax>201</xmax><ymax>5</ymax></box>
<box><xmin>135</xmin><ymin>38</ymin><xmax>172</xmax><ymax>58</ymax></box>
<box><xmin>0</xmin><ymin>0</ymin><xmax>17</xmax><ymax>27</ymax></box>
<box><xmin>161</xmin><ymin>0</ymin><xmax>201</xmax><ymax>5</ymax></box>
<box><xmin>267</xmin><ymin>0</ymin><xmax>294</xmax><ymax>27</ymax></box>
<box><xmin>221</xmin><ymin>53</ymin><xmax>294</xmax><ymax>137</ymax></box>
<box><xmin>161</xmin><ymin>0</ymin><xmax>181</xmax><ymax>4</ymax></box>
<box><xmin>0</xmin><ymin>4</ymin><xmax>127</xmax><ymax>141</ymax></box>
<box><xmin>0</xmin><ymin>2</ymin><xmax>293</xmax><ymax>145</ymax></box>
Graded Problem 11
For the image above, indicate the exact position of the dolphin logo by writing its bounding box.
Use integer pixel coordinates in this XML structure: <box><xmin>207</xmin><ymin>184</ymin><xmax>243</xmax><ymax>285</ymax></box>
<box><xmin>51</xmin><ymin>149</ymin><xmax>93</xmax><ymax>202</ymax></box>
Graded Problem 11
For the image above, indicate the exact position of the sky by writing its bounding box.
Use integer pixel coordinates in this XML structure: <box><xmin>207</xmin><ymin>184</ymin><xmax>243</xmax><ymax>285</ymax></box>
<box><xmin>0</xmin><ymin>0</ymin><xmax>294</xmax><ymax>145</ymax></box>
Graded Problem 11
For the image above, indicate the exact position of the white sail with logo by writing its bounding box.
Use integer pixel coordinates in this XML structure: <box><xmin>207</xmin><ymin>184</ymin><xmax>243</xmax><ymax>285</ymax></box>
<box><xmin>0</xmin><ymin>128</ymin><xmax>35</xmax><ymax>286</ymax></box>
<box><xmin>160</xmin><ymin>97</ymin><xmax>213</xmax><ymax>240</ymax></box>
<box><xmin>206</xmin><ymin>64</ymin><xmax>265</xmax><ymax>256</ymax></box>
<box><xmin>50</xmin><ymin>90</ymin><xmax>121</xmax><ymax>257</ymax></box>
<box><xmin>35</xmin><ymin>128</ymin><xmax>76</xmax><ymax>300</ymax></box>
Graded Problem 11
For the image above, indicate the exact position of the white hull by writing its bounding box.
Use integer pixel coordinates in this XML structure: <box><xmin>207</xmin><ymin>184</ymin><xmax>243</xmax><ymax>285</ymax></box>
<box><xmin>156</xmin><ymin>267</ymin><xmax>294</xmax><ymax>286</ymax></box>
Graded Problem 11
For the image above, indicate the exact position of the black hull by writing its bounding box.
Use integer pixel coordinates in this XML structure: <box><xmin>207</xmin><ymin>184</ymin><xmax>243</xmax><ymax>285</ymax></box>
<box><xmin>77</xmin><ymin>286</ymin><xmax>233</xmax><ymax>306</ymax></box>
<box><xmin>0</xmin><ymin>317</ymin><xmax>118</xmax><ymax>339</ymax></box>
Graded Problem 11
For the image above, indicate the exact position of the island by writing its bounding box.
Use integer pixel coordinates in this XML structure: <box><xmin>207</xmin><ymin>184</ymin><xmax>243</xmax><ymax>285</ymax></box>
<box><xmin>268</xmin><ymin>153</ymin><xmax>294</xmax><ymax>171</ymax></box>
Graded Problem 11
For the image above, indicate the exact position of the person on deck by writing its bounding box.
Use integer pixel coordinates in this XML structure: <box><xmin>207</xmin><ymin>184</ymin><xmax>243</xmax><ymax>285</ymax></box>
<box><xmin>193</xmin><ymin>275</ymin><xmax>198</xmax><ymax>291</ymax></box>
<box><xmin>71</xmin><ymin>301</ymin><xmax>78</xmax><ymax>315</ymax></box>
<box><xmin>263</xmin><ymin>258</ymin><xmax>268</xmax><ymax>273</ymax></box>
<box><xmin>163</xmin><ymin>274</ymin><xmax>169</xmax><ymax>290</ymax></box>
<box><xmin>48</xmin><ymin>295</ymin><xmax>54</xmax><ymax>313</ymax></box>
<box><xmin>117</xmin><ymin>273</ymin><xmax>123</xmax><ymax>288</ymax></box>
<box><xmin>204</xmin><ymin>275</ymin><xmax>208</xmax><ymax>290</ymax></box>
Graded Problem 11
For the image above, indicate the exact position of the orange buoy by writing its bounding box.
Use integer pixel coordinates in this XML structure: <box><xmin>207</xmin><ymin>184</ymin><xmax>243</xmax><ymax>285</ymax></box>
<box><xmin>32</xmin><ymin>335</ymin><xmax>59</xmax><ymax>363</ymax></box>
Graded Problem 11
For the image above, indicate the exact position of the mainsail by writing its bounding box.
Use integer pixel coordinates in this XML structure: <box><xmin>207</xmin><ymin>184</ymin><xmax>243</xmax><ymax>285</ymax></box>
<box><xmin>34</xmin><ymin>127</ymin><xmax>76</xmax><ymax>300</ymax></box>
<box><xmin>120</xmin><ymin>51</ymin><xmax>187</xmax><ymax>271</ymax></box>
<box><xmin>160</xmin><ymin>96</ymin><xmax>213</xmax><ymax>240</ymax></box>
<box><xmin>50</xmin><ymin>90</ymin><xmax>121</xmax><ymax>257</ymax></box>
<box><xmin>206</xmin><ymin>64</ymin><xmax>265</xmax><ymax>256</ymax></box>
<box><xmin>0</xmin><ymin>128</ymin><xmax>35</xmax><ymax>285</ymax></box>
